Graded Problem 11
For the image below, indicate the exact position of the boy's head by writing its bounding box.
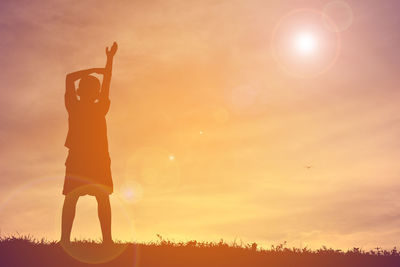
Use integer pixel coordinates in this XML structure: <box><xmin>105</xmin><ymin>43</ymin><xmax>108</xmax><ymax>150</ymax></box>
<box><xmin>77</xmin><ymin>75</ymin><xmax>100</xmax><ymax>102</ymax></box>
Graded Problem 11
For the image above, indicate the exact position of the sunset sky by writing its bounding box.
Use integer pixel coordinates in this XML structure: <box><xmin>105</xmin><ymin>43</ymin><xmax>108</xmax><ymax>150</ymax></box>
<box><xmin>1</xmin><ymin>0</ymin><xmax>400</xmax><ymax>250</ymax></box>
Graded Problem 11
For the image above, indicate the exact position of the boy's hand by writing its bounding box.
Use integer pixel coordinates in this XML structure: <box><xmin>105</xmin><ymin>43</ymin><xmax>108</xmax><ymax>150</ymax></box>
<box><xmin>93</xmin><ymin>68</ymin><xmax>105</xmax><ymax>74</ymax></box>
<box><xmin>106</xmin><ymin>42</ymin><xmax>118</xmax><ymax>58</ymax></box>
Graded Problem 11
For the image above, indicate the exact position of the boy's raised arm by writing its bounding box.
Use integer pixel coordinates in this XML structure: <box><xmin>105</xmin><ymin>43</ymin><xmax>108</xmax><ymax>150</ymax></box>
<box><xmin>100</xmin><ymin>42</ymin><xmax>118</xmax><ymax>101</ymax></box>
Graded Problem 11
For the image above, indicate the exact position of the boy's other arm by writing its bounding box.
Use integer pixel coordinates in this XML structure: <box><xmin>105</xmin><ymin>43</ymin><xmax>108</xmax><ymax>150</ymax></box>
<box><xmin>65</xmin><ymin>68</ymin><xmax>104</xmax><ymax>95</ymax></box>
<box><xmin>100</xmin><ymin>42</ymin><xmax>118</xmax><ymax>101</ymax></box>
<box><xmin>65</xmin><ymin>68</ymin><xmax>104</xmax><ymax>109</ymax></box>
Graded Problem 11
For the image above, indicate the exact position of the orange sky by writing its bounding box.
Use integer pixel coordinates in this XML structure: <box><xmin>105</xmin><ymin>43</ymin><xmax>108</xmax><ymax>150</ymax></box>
<box><xmin>1</xmin><ymin>0</ymin><xmax>400</xmax><ymax>249</ymax></box>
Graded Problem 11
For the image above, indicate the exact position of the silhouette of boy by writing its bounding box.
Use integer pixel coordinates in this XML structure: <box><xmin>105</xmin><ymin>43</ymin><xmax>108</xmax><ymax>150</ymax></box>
<box><xmin>60</xmin><ymin>42</ymin><xmax>118</xmax><ymax>245</ymax></box>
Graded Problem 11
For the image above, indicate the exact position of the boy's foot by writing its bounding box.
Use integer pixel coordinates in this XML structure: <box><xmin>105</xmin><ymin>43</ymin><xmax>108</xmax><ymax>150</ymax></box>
<box><xmin>102</xmin><ymin>239</ymin><xmax>114</xmax><ymax>246</ymax></box>
<box><xmin>59</xmin><ymin>238</ymin><xmax>71</xmax><ymax>247</ymax></box>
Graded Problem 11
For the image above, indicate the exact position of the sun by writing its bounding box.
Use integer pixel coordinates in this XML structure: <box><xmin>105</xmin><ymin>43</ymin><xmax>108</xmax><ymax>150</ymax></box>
<box><xmin>272</xmin><ymin>9</ymin><xmax>340</xmax><ymax>77</ymax></box>
<box><xmin>294</xmin><ymin>31</ymin><xmax>318</xmax><ymax>56</ymax></box>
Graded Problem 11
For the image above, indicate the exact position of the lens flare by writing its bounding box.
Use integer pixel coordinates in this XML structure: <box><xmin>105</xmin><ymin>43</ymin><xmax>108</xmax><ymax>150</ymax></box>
<box><xmin>61</xmin><ymin>184</ymin><xmax>137</xmax><ymax>264</ymax></box>
<box><xmin>323</xmin><ymin>1</ymin><xmax>354</xmax><ymax>32</ymax></box>
<box><xmin>271</xmin><ymin>9</ymin><xmax>341</xmax><ymax>78</ymax></box>
<box><xmin>125</xmin><ymin>146</ymin><xmax>181</xmax><ymax>193</ymax></box>
<box><xmin>294</xmin><ymin>32</ymin><xmax>318</xmax><ymax>55</ymax></box>
<box><xmin>0</xmin><ymin>176</ymin><xmax>138</xmax><ymax>264</ymax></box>
<box><xmin>119</xmin><ymin>181</ymin><xmax>144</xmax><ymax>204</ymax></box>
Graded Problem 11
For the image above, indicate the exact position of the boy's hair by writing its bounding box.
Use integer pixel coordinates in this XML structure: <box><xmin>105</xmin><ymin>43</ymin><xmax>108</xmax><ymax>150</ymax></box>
<box><xmin>77</xmin><ymin>75</ymin><xmax>101</xmax><ymax>98</ymax></box>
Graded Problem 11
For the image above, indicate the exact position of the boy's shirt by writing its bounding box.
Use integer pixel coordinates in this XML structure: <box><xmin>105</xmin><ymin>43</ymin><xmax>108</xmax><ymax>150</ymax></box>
<box><xmin>65</xmin><ymin>92</ymin><xmax>110</xmax><ymax>155</ymax></box>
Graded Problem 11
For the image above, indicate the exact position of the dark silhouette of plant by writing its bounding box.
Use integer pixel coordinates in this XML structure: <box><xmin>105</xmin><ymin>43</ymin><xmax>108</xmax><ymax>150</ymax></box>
<box><xmin>1</xmin><ymin>235</ymin><xmax>400</xmax><ymax>267</ymax></box>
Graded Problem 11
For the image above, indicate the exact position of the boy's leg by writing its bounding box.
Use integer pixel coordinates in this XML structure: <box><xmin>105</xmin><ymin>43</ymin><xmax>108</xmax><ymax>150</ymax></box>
<box><xmin>61</xmin><ymin>193</ymin><xmax>79</xmax><ymax>243</ymax></box>
<box><xmin>95</xmin><ymin>193</ymin><xmax>112</xmax><ymax>243</ymax></box>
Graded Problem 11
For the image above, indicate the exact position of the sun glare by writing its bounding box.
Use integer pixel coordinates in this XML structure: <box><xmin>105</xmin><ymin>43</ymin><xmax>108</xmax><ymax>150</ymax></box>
<box><xmin>272</xmin><ymin>9</ymin><xmax>340</xmax><ymax>77</ymax></box>
<box><xmin>294</xmin><ymin>32</ymin><xmax>317</xmax><ymax>55</ymax></box>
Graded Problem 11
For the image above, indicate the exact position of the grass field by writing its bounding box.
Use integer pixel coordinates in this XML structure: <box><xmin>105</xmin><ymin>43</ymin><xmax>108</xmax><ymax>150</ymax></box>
<box><xmin>1</xmin><ymin>235</ymin><xmax>400</xmax><ymax>267</ymax></box>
